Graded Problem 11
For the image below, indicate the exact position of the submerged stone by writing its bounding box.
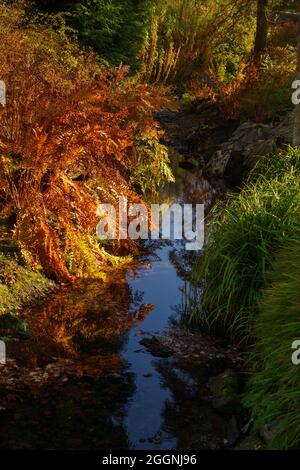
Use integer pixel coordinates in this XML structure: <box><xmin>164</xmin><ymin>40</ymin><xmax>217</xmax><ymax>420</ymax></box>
<box><xmin>208</xmin><ymin>369</ymin><xmax>242</xmax><ymax>415</ymax></box>
<box><xmin>139</xmin><ymin>336</ymin><xmax>172</xmax><ymax>358</ymax></box>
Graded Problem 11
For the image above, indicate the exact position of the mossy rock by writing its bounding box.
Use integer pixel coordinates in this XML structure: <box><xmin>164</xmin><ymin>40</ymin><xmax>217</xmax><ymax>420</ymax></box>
<box><xmin>0</xmin><ymin>252</ymin><xmax>55</xmax><ymax>318</ymax></box>
<box><xmin>139</xmin><ymin>336</ymin><xmax>172</xmax><ymax>358</ymax></box>
<box><xmin>208</xmin><ymin>369</ymin><xmax>242</xmax><ymax>415</ymax></box>
<box><xmin>235</xmin><ymin>434</ymin><xmax>265</xmax><ymax>450</ymax></box>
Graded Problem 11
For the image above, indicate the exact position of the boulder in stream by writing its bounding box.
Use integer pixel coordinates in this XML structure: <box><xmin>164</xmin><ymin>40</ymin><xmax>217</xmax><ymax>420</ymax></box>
<box><xmin>205</xmin><ymin>113</ymin><xmax>294</xmax><ymax>179</ymax></box>
<box><xmin>208</xmin><ymin>369</ymin><xmax>242</xmax><ymax>415</ymax></box>
<box><xmin>139</xmin><ymin>336</ymin><xmax>172</xmax><ymax>358</ymax></box>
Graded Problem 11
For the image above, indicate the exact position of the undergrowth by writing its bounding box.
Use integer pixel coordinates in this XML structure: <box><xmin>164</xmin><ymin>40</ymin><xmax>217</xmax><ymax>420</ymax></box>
<box><xmin>189</xmin><ymin>147</ymin><xmax>300</xmax><ymax>341</ymax></box>
<box><xmin>243</xmin><ymin>238</ymin><xmax>300</xmax><ymax>449</ymax></box>
<box><xmin>0</xmin><ymin>1</ymin><xmax>173</xmax><ymax>282</ymax></box>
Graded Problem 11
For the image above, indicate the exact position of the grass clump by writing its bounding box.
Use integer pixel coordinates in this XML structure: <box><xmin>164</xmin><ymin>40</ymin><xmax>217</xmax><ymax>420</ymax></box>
<box><xmin>249</xmin><ymin>146</ymin><xmax>300</xmax><ymax>182</ymax></box>
<box><xmin>243</xmin><ymin>238</ymin><xmax>300</xmax><ymax>449</ymax></box>
<box><xmin>190</xmin><ymin>147</ymin><xmax>300</xmax><ymax>341</ymax></box>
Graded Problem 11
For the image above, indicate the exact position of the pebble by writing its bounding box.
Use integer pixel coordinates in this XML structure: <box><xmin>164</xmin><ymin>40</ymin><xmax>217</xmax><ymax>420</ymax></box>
<box><xmin>134</xmin><ymin>331</ymin><xmax>145</xmax><ymax>337</ymax></box>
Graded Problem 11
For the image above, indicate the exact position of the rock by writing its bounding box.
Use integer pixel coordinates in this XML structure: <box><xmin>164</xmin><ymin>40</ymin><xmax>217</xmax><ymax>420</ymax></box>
<box><xmin>148</xmin><ymin>432</ymin><xmax>162</xmax><ymax>444</ymax></box>
<box><xmin>259</xmin><ymin>423</ymin><xmax>278</xmax><ymax>445</ymax></box>
<box><xmin>225</xmin><ymin>416</ymin><xmax>241</xmax><ymax>446</ymax></box>
<box><xmin>205</xmin><ymin>113</ymin><xmax>293</xmax><ymax>179</ymax></box>
<box><xmin>134</xmin><ymin>330</ymin><xmax>145</xmax><ymax>337</ymax></box>
<box><xmin>179</xmin><ymin>158</ymin><xmax>201</xmax><ymax>171</ymax></box>
<box><xmin>109</xmin><ymin>373</ymin><xmax>121</xmax><ymax>379</ymax></box>
<box><xmin>139</xmin><ymin>336</ymin><xmax>172</xmax><ymax>358</ymax></box>
<box><xmin>243</xmin><ymin>138</ymin><xmax>277</xmax><ymax>169</ymax></box>
<box><xmin>275</xmin><ymin>112</ymin><xmax>294</xmax><ymax>143</ymax></box>
<box><xmin>208</xmin><ymin>369</ymin><xmax>241</xmax><ymax>415</ymax></box>
<box><xmin>179</xmin><ymin>160</ymin><xmax>198</xmax><ymax>171</ymax></box>
<box><xmin>205</xmin><ymin>150</ymin><xmax>231</xmax><ymax>177</ymax></box>
<box><xmin>235</xmin><ymin>434</ymin><xmax>264</xmax><ymax>450</ymax></box>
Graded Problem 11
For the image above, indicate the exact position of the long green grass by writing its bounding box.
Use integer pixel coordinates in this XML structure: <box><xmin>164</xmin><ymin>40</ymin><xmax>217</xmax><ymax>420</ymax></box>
<box><xmin>243</xmin><ymin>238</ymin><xmax>300</xmax><ymax>449</ymax></box>
<box><xmin>249</xmin><ymin>146</ymin><xmax>300</xmax><ymax>182</ymax></box>
<box><xmin>190</xmin><ymin>147</ymin><xmax>300</xmax><ymax>341</ymax></box>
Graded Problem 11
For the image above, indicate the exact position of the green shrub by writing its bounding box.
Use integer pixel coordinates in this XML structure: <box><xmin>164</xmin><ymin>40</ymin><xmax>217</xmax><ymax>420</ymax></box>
<box><xmin>244</xmin><ymin>238</ymin><xmax>300</xmax><ymax>449</ymax></box>
<box><xmin>73</xmin><ymin>0</ymin><xmax>154</xmax><ymax>68</ymax></box>
<box><xmin>128</xmin><ymin>132</ymin><xmax>174</xmax><ymax>196</ymax></box>
<box><xmin>190</xmin><ymin>149</ymin><xmax>300</xmax><ymax>341</ymax></box>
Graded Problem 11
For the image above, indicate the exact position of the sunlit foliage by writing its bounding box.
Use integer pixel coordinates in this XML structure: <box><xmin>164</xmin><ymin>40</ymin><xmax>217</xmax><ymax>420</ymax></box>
<box><xmin>139</xmin><ymin>0</ymin><xmax>255</xmax><ymax>84</ymax></box>
<box><xmin>0</xmin><ymin>1</ymin><xmax>171</xmax><ymax>281</ymax></box>
<box><xmin>189</xmin><ymin>147</ymin><xmax>300</xmax><ymax>341</ymax></box>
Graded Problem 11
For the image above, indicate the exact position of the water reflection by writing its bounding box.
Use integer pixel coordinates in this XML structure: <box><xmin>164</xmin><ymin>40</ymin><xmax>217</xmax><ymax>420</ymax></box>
<box><xmin>154</xmin><ymin>358</ymin><xmax>239</xmax><ymax>450</ymax></box>
<box><xmin>7</xmin><ymin>276</ymin><xmax>150</xmax><ymax>366</ymax></box>
<box><xmin>0</xmin><ymin>370</ymin><xmax>135</xmax><ymax>449</ymax></box>
<box><xmin>122</xmin><ymin>168</ymin><xmax>217</xmax><ymax>449</ymax></box>
<box><xmin>0</xmin><ymin>276</ymin><xmax>148</xmax><ymax>449</ymax></box>
<box><xmin>0</xmin><ymin>167</ymin><xmax>218</xmax><ymax>450</ymax></box>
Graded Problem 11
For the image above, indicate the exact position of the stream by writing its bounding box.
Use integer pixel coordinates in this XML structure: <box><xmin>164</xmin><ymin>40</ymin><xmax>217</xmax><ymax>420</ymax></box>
<box><xmin>0</xmin><ymin>149</ymin><xmax>244</xmax><ymax>450</ymax></box>
<box><xmin>123</xmin><ymin>168</ymin><xmax>214</xmax><ymax>450</ymax></box>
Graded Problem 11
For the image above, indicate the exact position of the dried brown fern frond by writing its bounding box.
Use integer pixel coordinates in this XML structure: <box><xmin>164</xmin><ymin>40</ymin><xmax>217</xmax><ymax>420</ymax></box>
<box><xmin>0</xmin><ymin>1</ymin><xmax>169</xmax><ymax>281</ymax></box>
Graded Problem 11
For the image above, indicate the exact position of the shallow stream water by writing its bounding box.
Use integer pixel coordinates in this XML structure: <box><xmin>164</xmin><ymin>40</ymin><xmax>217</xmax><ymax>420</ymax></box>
<box><xmin>0</xmin><ymin>167</ymin><xmax>232</xmax><ymax>450</ymax></box>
